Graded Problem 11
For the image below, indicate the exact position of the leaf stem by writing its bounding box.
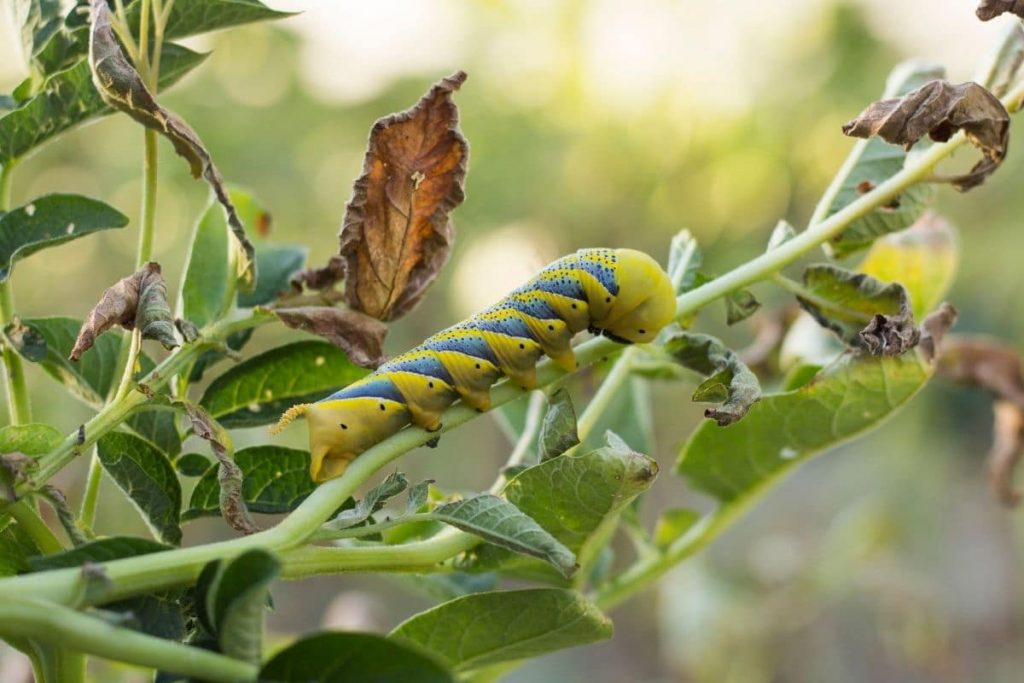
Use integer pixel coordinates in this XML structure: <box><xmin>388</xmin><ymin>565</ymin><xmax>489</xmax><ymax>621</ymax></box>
<box><xmin>0</xmin><ymin>162</ymin><xmax>32</xmax><ymax>425</ymax></box>
<box><xmin>0</xmin><ymin>597</ymin><xmax>257</xmax><ymax>683</ymax></box>
<box><xmin>771</xmin><ymin>272</ymin><xmax>873</xmax><ymax>324</ymax></box>
<box><xmin>8</xmin><ymin>501</ymin><xmax>63</xmax><ymax>555</ymax></box>
<box><xmin>489</xmin><ymin>390</ymin><xmax>545</xmax><ymax>493</ymax></box>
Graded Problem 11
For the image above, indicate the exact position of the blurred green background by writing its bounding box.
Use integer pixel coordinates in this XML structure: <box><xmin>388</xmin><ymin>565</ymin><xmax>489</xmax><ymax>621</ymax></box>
<box><xmin>2</xmin><ymin>1</ymin><xmax>1023</xmax><ymax>681</ymax></box>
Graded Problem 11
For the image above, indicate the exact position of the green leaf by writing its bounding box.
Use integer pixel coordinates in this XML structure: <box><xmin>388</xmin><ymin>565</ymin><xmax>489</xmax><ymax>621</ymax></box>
<box><xmin>173</xmin><ymin>452</ymin><xmax>211</xmax><ymax>477</ymax></box>
<box><xmin>856</xmin><ymin>213</ymin><xmax>958</xmax><ymax>319</ymax></box>
<box><xmin>260</xmin><ymin>632</ymin><xmax>454</xmax><ymax>683</ymax></box>
<box><xmin>14</xmin><ymin>317</ymin><xmax>119</xmax><ymax>402</ymax></box>
<box><xmin>0</xmin><ymin>44</ymin><xmax>207</xmax><ymax>164</ymax></box>
<box><xmin>975</xmin><ymin>20</ymin><xmax>1024</xmax><ymax>98</ymax></box>
<box><xmin>239</xmin><ymin>243</ymin><xmax>306</xmax><ymax>308</ymax></box>
<box><xmin>665</xmin><ymin>331</ymin><xmax>762</xmax><ymax>425</ymax></box>
<box><xmin>822</xmin><ymin>61</ymin><xmax>944</xmax><ymax>258</ymax></box>
<box><xmin>0</xmin><ymin>194</ymin><xmax>127</xmax><ymax>282</ymax></box>
<box><xmin>676</xmin><ymin>353</ymin><xmax>931</xmax><ymax>502</ymax></box>
<box><xmin>766</xmin><ymin>219</ymin><xmax>797</xmax><ymax>251</ymax></box>
<box><xmin>178</xmin><ymin>192</ymin><xmax>242</xmax><ymax>328</ymax></box>
<box><xmin>96</xmin><ymin>432</ymin><xmax>182</xmax><ymax>545</ymax></box>
<box><xmin>130</xmin><ymin>0</ymin><xmax>292</xmax><ymax>43</ymax></box>
<box><xmin>667</xmin><ymin>229</ymin><xmax>701</xmax><ymax>293</ymax></box>
<box><xmin>391</xmin><ymin>589</ymin><xmax>613</xmax><ymax>671</ymax></box>
<box><xmin>126</xmin><ymin>406</ymin><xmax>182</xmax><ymax>458</ymax></box>
<box><xmin>199</xmin><ymin>341</ymin><xmax>368</xmax><ymax>427</ymax></box>
<box><xmin>430</xmin><ymin>495</ymin><xmax>577</xmax><ymax>578</ymax></box>
<box><xmin>184</xmin><ymin>446</ymin><xmax>315</xmax><ymax>519</ymax></box>
<box><xmin>501</xmin><ymin>437</ymin><xmax>658</xmax><ymax>573</ymax></box>
<box><xmin>9</xmin><ymin>0</ymin><xmax>63</xmax><ymax>65</ymax></box>
<box><xmin>539</xmin><ymin>388</ymin><xmax>579</xmax><ymax>460</ymax></box>
<box><xmin>0</xmin><ymin>422</ymin><xmax>62</xmax><ymax>455</ymax></box>
<box><xmin>26</xmin><ymin>536</ymin><xmax>171</xmax><ymax>571</ymax></box>
<box><xmin>796</xmin><ymin>264</ymin><xmax>917</xmax><ymax>353</ymax></box>
<box><xmin>206</xmin><ymin>549</ymin><xmax>280</xmax><ymax>664</ymax></box>
<box><xmin>0</xmin><ymin>516</ymin><xmax>42</xmax><ymax>576</ymax></box>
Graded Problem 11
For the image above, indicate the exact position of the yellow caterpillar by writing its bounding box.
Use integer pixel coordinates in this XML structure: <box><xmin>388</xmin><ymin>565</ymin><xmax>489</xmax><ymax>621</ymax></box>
<box><xmin>274</xmin><ymin>248</ymin><xmax>675</xmax><ymax>482</ymax></box>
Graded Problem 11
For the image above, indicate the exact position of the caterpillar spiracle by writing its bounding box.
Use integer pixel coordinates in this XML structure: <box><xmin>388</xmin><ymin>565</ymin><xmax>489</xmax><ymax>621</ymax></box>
<box><xmin>274</xmin><ymin>248</ymin><xmax>676</xmax><ymax>483</ymax></box>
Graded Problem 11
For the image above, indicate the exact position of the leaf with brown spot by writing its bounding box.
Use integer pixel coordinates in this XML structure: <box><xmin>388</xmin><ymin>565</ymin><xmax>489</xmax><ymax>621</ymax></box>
<box><xmin>977</xmin><ymin>0</ymin><xmax>1024</xmax><ymax>21</ymax></box>
<box><xmin>842</xmin><ymin>80</ymin><xmax>1010</xmax><ymax>190</ymax></box>
<box><xmin>935</xmin><ymin>336</ymin><xmax>1024</xmax><ymax>508</ymax></box>
<box><xmin>70</xmin><ymin>262</ymin><xmax>177</xmax><ymax>361</ymax></box>
<box><xmin>177</xmin><ymin>400</ymin><xmax>258</xmax><ymax>534</ymax></box>
<box><xmin>339</xmin><ymin>71</ymin><xmax>469</xmax><ymax>321</ymax></box>
<box><xmin>273</xmin><ymin>306</ymin><xmax>387</xmax><ymax>369</ymax></box>
<box><xmin>88</xmin><ymin>0</ymin><xmax>255</xmax><ymax>289</ymax></box>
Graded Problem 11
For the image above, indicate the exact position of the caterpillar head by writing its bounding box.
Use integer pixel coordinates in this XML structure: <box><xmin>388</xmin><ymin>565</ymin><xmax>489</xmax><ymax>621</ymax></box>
<box><xmin>600</xmin><ymin>249</ymin><xmax>676</xmax><ymax>343</ymax></box>
<box><xmin>305</xmin><ymin>398</ymin><xmax>410</xmax><ymax>483</ymax></box>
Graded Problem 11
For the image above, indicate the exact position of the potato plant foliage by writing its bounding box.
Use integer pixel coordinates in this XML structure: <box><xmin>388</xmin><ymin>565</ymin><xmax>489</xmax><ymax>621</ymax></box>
<box><xmin>0</xmin><ymin>2</ymin><xmax>1022</xmax><ymax>682</ymax></box>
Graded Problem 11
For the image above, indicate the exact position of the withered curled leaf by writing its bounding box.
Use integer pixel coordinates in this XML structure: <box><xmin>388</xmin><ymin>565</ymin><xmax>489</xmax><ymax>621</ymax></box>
<box><xmin>918</xmin><ymin>302</ymin><xmax>958</xmax><ymax>363</ymax></box>
<box><xmin>665</xmin><ymin>331</ymin><xmax>762</xmax><ymax>426</ymax></box>
<box><xmin>291</xmin><ymin>255</ymin><xmax>345</xmax><ymax>292</ymax></box>
<box><xmin>842</xmin><ymin>80</ymin><xmax>1010</xmax><ymax>190</ymax></box>
<box><xmin>977</xmin><ymin>0</ymin><xmax>1024</xmax><ymax>21</ymax></box>
<box><xmin>178</xmin><ymin>401</ymin><xmax>258</xmax><ymax>534</ymax></box>
<box><xmin>273</xmin><ymin>306</ymin><xmax>388</xmax><ymax>369</ymax></box>
<box><xmin>88</xmin><ymin>0</ymin><xmax>255</xmax><ymax>289</ymax></box>
<box><xmin>340</xmin><ymin>71</ymin><xmax>469</xmax><ymax>321</ymax></box>
<box><xmin>990</xmin><ymin>401</ymin><xmax>1024</xmax><ymax>507</ymax></box>
<box><xmin>795</xmin><ymin>264</ymin><xmax>919</xmax><ymax>356</ymax></box>
<box><xmin>936</xmin><ymin>336</ymin><xmax>1024</xmax><ymax>507</ymax></box>
<box><xmin>71</xmin><ymin>262</ymin><xmax>177</xmax><ymax>361</ymax></box>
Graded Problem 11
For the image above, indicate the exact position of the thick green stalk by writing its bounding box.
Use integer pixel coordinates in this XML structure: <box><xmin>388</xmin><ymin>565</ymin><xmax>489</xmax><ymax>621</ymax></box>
<box><xmin>0</xmin><ymin>162</ymin><xmax>32</xmax><ymax>425</ymax></box>
<box><xmin>8</xmin><ymin>501</ymin><xmax>63</xmax><ymax>555</ymax></box>
<box><xmin>0</xmin><ymin>597</ymin><xmax>257</xmax><ymax>683</ymax></box>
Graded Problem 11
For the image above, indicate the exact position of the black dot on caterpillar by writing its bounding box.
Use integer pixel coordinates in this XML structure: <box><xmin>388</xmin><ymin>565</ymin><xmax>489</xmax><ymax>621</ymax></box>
<box><xmin>272</xmin><ymin>248</ymin><xmax>677</xmax><ymax>483</ymax></box>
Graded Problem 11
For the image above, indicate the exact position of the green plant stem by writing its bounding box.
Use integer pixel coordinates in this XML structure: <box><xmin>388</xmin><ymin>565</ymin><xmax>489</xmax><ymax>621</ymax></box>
<box><xmin>0</xmin><ymin>597</ymin><xmax>257</xmax><ymax>683</ymax></box>
<box><xmin>78</xmin><ymin>449</ymin><xmax>103</xmax><ymax>530</ymax></box>
<box><xmin>0</xmin><ymin>162</ymin><xmax>32</xmax><ymax>425</ymax></box>
<box><xmin>0</xmin><ymin>124</ymin><xmax>975</xmax><ymax>667</ymax></box>
<box><xmin>8</xmin><ymin>501</ymin><xmax>63</xmax><ymax>555</ymax></box>
<box><xmin>488</xmin><ymin>390</ymin><xmax>545</xmax><ymax>493</ymax></box>
<box><xmin>567</xmin><ymin>345</ymin><xmax>638</xmax><ymax>454</ymax></box>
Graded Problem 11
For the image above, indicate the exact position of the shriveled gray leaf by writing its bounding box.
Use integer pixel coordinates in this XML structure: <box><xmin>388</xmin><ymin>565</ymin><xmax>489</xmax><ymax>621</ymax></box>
<box><xmin>725</xmin><ymin>288</ymin><xmax>761</xmax><ymax>325</ymax></box>
<box><xmin>339</xmin><ymin>72</ymin><xmax>468</xmax><ymax>321</ymax></box>
<box><xmin>918</xmin><ymin>303</ymin><xmax>958</xmax><ymax>364</ymax></box>
<box><xmin>88</xmin><ymin>0</ymin><xmax>255</xmax><ymax>288</ymax></box>
<box><xmin>178</xmin><ymin>400</ymin><xmax>258</xmax><ymax>535</ymax></box>
<box><xmin>842</xmin><ymin>79</ymin><xmax>1010</xmax><ymax>191</ymax></box>
<box><xmin>325</xmin><ymin>471</ymin><xmax>408</xmax><ymax>530</ymax></box>
<box><xmin>665</xmin><ymin>331</ymin><xmax>762</xmax><ymax>425</ymax></box>
<box><xmin>977</xmin><ymin>0</ymin><xmax>1024</xmax><ymax>21</ymax></box>
<box><xmin>273</xmin><ymin>306</ymin><xmax>388</xmax><ymax>369</ymax></box>
<box><xmin>795</xmin><ymin>264</ymin><xmax>919</xmax><ymax>356</ymax></box>
<box><xmin>539</xmin><ymin>388</ymin><xmax>579</xmax><ymax>460</ymax></box>
<box><xmin>70</xmin><ymin>262</ymin><xmax>177</xmax><ymax>361</ymax></box>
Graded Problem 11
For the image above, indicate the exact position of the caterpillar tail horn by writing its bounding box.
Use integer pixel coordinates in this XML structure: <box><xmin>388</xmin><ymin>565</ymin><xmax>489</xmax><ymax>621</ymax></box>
<box><xmin>271</xmin><ymin>403</ymin><xmax>311</xmax><ymax>435</ymax></box>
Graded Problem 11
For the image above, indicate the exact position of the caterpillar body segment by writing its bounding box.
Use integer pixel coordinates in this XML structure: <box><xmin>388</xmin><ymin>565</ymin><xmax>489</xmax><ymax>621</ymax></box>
<box><xmin>289</xmin><ymin>248</ymin><xmax>676</xmax><ymax>483</ymax></box>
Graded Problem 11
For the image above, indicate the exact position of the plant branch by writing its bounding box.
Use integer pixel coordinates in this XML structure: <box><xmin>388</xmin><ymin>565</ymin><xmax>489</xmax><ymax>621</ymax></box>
<box><xmin>0</xmin><ymin>597</ymin><xmax>257</xmax><ymax>683</ymax></box>
<box><xmin>0</xmin><ymin>162</ymin><xmax>32</xmax><ymax>425</ymax></box>
<box><xmin>8</xmin><ymin>501</ymin><xmax>63</xmax><ymax>555</ymax></box>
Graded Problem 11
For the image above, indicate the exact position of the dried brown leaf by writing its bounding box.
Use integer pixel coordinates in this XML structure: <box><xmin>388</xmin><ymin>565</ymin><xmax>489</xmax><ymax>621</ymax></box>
<box><xmin>88</xmin><ymin>0</ymin><xmax>255</xmax><ymax>289</ymax></box>
<box><xmin>842</xmin><ymin>80</ymin><xmax>1010</xmax><ymax>190</ymax></box>
<box><xmin>989</xmin><ymin>401</ymin><xmax>1024</xmax><ymax>507</ymax></box>
<box><xmin>936</xmin><ymin>336</ymin><xmax>1024</xmax><ymax>407</ymax></box>
<box><xmin>179</xmin><ymin>401</ymin><xmax>258</xmax><ymax>535</ymax></box>
<box><xmin>935</xmin><ymin>335</ymin><xmax>1024</xmax><ymax>508</ymax></box>
<box><xmin>340</xmin><ymin>71</ymin><xmax>469</xmax><ymax>321</ymax></box>
<box><xmin>290</xmin><ymin>255</ymin><xmax>345</xmax><ymax>292</ymax></box>
<box><xmin>977</xmin><ymin>0</ymin><xmax>1024</xmax><ymax>20</ymax></box>
<box><xmin>273</xmin><ymin>306</ymin><xmax>388</xmax><ymax>369</ymax></box>
<box><xmin>70</xmin><ymin>262</ymin><xmax>177</xmax><ymax>361</ymax></box>
<box><xmin>918</xmin><ymin>302</ymin><xmax>959</xmax><ymax>363</ymax></box>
